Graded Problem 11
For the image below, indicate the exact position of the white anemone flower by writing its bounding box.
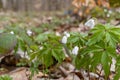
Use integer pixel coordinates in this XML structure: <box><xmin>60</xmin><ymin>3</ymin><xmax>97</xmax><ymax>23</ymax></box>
<box><xmin>72</xmin><ymin>46</ymin><xmax>79</xmax><ymax>55</ymax></box>
<box><xmin>110</xmin><ymin>58</ymin><xmax>116</xmax><ymax>72</ymax></box>
<box><xmin>27</xmin><ymin>30</ymin><xmax>32</xmax><ymax>36</ymax></box>
<box><xmin>107</xmin><ymin>14</ymin><xmax>110</xmax><ymax>17</ymax></box>
<box><xmin>85</xmin><ymin>19</ymin><xmax>95</xmax><ymax>29</ymax></box>
<box><xmin>61</xmin><ymin>36</ymin><xmax>67</xmax><ymax>44</ymax></box>
<box><xmin>64</xmin><ymin>31</ymin><xmax>70</xmax><ymax>38</ymax></box>
<box><xmin>10</xmin><ymin>31</ymin><xmax>14</xmax><ymax>34</ymax></box>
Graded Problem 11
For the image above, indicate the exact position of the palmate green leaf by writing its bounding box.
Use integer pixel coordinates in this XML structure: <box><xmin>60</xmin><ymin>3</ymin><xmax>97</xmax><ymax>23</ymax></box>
<box><xmin>43</xmin><ymin>51</ymin><xmax>53</xmax><ymax>68</ymax></box>
<box><xmin>40</xmin><ymin>49</ymin><xmax>53</xmax><ymax>68</ymax></box>
<box><xmin>90</xmin><ymin>24</ymin><xmax>105</xmax><ymax>33</ymax></box>
<box><xmin>84</xmin><ymin>45</ymin><xmax>104</xmax><ymax>54</ymax></box>
<box><xmin>67</xmin><ymin>32</ymin><xmax>87</xmax><ymax>46</ymax></box>
<box><xmin>87</xmin><ymin>24</ymin><xmax>105</xmax><ymax>46</ymax></box>
<box><xmin>89</xmin><ymin>23</ymin><xmax>120</xmax><ymax>47</ymax></box>
<box><xmin>0</xmin><ymin>33</ymin><xmax>17</xmax><ymax>54</ymax></box>
<box><xmin>105</xmin><ymin>32</ymin><xmax>118</xmax><ymax>48</ymax></box>
<box><xmin>75</xmin><ymin>43</ymin><xmax>104</xmax><ymax>69</ymax></box>
<box><xmin>87</xmin><ymin>30</ymin><xmax>105</xmax><ymax>46</ymax></box>
<box><xmin>104</xmin><ymin>24</ymin><xmax>120</xmax><ymax>47</ymax></box>
<box><xmin>115</xmin><ymin>56</ymin><xmax>120</xmax><ymax>79</ymax></box>
<box><xmin>52</xmin><ymin>49</ymin><xmax>65</xmax><ymax>63</ymax></box>
<box><xmin>35</xmin><ymin>33</ymin><xmax>48</xmax><ymax>43</ymax></box>
<box><xmin>35</xmin><ymin>35</ymin><xmax>64</xmax><ymax>68</ymax></box>
<box><xmin>110</xmin><ymin>28</ymin><xmax>120</xmax><ymax>36</ymax></box>
<box><xmin>68</xmin><ymin>37</ymin><xmax>84</xmax><ymax>47</ymax></box>
<box><xmin>75</xmin><ymin>46</ymin><xmax>100</xmax><ymax>69</ymax></box>
<box><xmin>75</xmin><ymin>54</ymin><xmax>91</xmax><ymax>69</ymax></box>
<box><xmin>106</xmin><ymin>46</ymin><xmax>117</xmax><ymax>58</ymax></box>
<box><xmin>101</xmin><ymin>51</ymin><xmax>111</xmax><ymax>78</ymax></box>
<box><xmin>90</xmin><ymin>52</ymin><xmax>102</xmax><ymax>71</ymax></box>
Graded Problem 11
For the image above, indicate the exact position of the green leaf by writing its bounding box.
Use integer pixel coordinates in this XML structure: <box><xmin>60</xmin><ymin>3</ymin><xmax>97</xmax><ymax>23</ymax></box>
<box><xmin>0</xmin><ymin>75</ymin><xmax>13</xmax><ymax>80</ymax></box>
<box><xmin>30</xmin><ymin>52</ymin><xmax>37</xmax><ymax>61</ymax></box>
<box><xmin>101</xmin><ymin>52</ymin><xmax>110</xmax><ymax>78</ymax></box>
<box><xmin>106</xmin><ymin>47</ymin><xmax>117</xmax><ymax>58</ymax></box>
<box><xmin>42</xmin><ymin>49</ymin><xmax>53</xmax><ymax>68</ymax></box>
<box><xmin>67</xmin><ymin>32</ymin><xmax>87</xmax><ymax>46</ymax></box>
<box><xmin>110</xmin><ymin>28</ymin><xmax>120</xmax><ymax>36</ymax></box>
<box><xmin>105</xmin><ymin>32</ymin><xmax>117</xmax><ymax>48</ymax></box>
<box><xmin>84</xmin><ymin>45</ymin><xmax>103</xmax><ymax>54</ymax></box>
<box><xmin>114</xmin><ymin>67</ymin><xmax>120</xmax><ymax>80</ymax></box>
<box><xmin>35</xmin><ymin>33</ymin><xmax>48</xmax><ymax>43</ymax></box>
<box><xmin>87</xmin><ymin>30</ymin><xmax>105</xmax><ymax>45</ymax></box>
<box><xmin>90</xmin><ymin>52</ymin><xmax>102</xmax><ymax>71</ymax></box>
<box><xmin>52</xmin><ymin>49</ymin><xmax>65</xmax><ymax>63</ymax></box>
<box><xmin>91</xmin><ymin>24</ymin><xmax>105</xmax><ymax>32</ymax></box>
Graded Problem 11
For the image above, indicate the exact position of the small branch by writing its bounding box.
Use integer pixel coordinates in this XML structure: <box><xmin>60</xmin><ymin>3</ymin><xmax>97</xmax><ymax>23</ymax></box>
<box><xmin>58</xmin><ymin>66</ymin><xmax>69</xmax><ymax>77</ymax></box>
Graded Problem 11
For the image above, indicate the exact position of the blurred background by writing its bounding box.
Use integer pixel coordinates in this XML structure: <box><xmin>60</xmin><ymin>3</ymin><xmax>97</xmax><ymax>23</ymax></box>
<box><xmin>0</xmin><ymin>0</ymin><xmax>73</xmax><ymax>12</ymax></box>
<box><xmin>0</xmin><ymin>0</ymin><xmax>119</xmax><ymax>32</ymax></box>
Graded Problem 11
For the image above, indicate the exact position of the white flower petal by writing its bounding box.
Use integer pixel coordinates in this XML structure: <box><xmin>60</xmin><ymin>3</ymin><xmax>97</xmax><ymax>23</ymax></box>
<box><xmin>72</xmin><ymin>46</ymin><xmax>79</xmax><ymax>55</ymax></box>
<box><xmin>107</xmin><ymin>14</ymin><xmax>110</xmax><ymax>17</ymax></box>
<box><xmin>64</xmin><ymin>31</ymin><xmax>70</xmax><ymax>37</ymax></box>
<box><xmin>27</xmin><ymin>30</ymin><xmax>32</xmax><ymax>36</ymax></box>
<box><xmin>85</xmin><ymin>19</ymin><xmax>95</xmax><ymax>28</ymax></box>
<box><xmin>110</xmin><ymin>58</ymin><xmax>116</xmax><ymax>72</ymax></box>
<box><xmin>61</xmin><ymin>36</ymin><xmax>67</xmax><ymax>44</ymax></box>
<box><xmin>10</xmin><ymin>31</ymin><xmax>14</xmax><ymax>34</ymax></box>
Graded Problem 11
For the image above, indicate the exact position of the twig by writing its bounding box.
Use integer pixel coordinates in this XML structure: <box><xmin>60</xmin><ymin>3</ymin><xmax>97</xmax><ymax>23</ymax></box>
<box><xmin>58</xmin><ymin>66</ymin><xmax>69</xmax><ymax>77</ymax></box>
<box><xmin>87</xmin><ymin>66</ymin><xmax>91</xmax><ymax>80</ymax></box>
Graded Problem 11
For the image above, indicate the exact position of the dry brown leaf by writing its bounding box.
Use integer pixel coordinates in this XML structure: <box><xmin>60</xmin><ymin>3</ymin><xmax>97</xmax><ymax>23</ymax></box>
<box><xmin>9</xmin><ymin>67</ymin><xmax>28</xmax><ymax>80</ymax></box>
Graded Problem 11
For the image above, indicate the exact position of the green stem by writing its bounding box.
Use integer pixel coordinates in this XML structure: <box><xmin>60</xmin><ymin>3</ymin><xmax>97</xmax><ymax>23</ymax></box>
<box><xmin>62</xmin><ymin>43</ymin><xmax>72</xmax><ymax>59</ymax></box>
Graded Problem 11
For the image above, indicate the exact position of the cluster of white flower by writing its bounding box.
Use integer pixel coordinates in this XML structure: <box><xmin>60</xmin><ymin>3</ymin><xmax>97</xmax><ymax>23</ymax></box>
<box><xmin>61</xmin><ymin>19</ymin><xmax>96</xmax><ymax>55</ymax></box>
<box><xmin>61</xmin><ymin>31</ymin><xmax>70</xmax><ymax>44</ymax></box>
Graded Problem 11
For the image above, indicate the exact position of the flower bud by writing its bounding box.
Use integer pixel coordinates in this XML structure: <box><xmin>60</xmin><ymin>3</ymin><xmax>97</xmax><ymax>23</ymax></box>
<box><xmin>10</xmin><ymin>31</ymin><xmax>14</xmax><ymax>34</ymax></box>
<box><xmin>85</xmin><ymin>19</ymin><xmax>95</xmax><ymax>29</ymax></box>
<box><xmin>64</xmin><ymin>31</ymin><xmax>70</xmax><ymax>38</ymax></box>
<box><xmin>72</xmin><ymin>46</ymin><xmax>79</xmax><ymax>55</ymax></box>
<box><xmin>61</xmin><ymin>36</ymin><xmax>67</xmax><ymax>44</ymax></box>
<box><xmin>27</xmin><ymin>30</ymin><xmax>32</xmax><ymax>36</ymax></box>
